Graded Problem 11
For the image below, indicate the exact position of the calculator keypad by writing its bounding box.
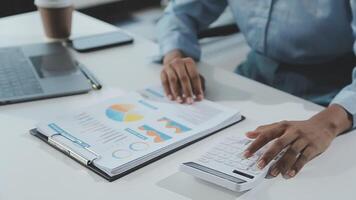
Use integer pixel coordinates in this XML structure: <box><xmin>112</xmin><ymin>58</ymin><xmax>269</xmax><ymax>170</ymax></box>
<box><xmin>198</xmin><ymin>136</ymin><xmax>267</xmax><ymax>177</ymax></box>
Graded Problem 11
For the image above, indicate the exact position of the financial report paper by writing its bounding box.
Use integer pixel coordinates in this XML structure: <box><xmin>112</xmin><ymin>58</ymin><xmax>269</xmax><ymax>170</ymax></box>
<box><xmin>36</xmin><ymin>86</ymin><xmax>241</xmax><ymax>176</ymax></box>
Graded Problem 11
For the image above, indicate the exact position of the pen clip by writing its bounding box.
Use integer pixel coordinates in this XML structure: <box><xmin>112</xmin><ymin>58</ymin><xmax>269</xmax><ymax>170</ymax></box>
<box><xmin>77</xmin><ymin>63</ymin><xmax>102</xmax><ymax>90</ymax></box>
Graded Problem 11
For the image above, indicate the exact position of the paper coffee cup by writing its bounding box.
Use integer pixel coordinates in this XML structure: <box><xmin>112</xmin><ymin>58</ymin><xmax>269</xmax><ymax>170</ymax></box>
<box><xmin>35</xmin><ymin>0</ymin><xmax>73</xmax><ymax>8</ymax></box>
<box><xmin>35</xmin><ymin>0</ymin><xmax>73</xmax><ymax>39</ymax></box>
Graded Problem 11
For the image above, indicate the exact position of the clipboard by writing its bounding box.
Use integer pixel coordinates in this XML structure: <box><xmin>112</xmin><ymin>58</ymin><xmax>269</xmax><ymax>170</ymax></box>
<box><xmin>30</xmin><ymin>116</ymin><xmax>245</xmax><ymax>182</ymax></box>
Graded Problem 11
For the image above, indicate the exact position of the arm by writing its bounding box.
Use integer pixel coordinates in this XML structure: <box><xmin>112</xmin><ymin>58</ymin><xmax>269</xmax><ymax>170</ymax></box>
<box><xmin>243</xmin><ymin>85</ymin><xmax>353</xmax><ymax>179</ymax></box>
<box><xmin>330</xmin><ymin>0</ymin><xmax>356</xmax><ymax>128</ymax></box>
<box><xmin>157</xmin><ymin>0</ymin><xmax>227</xmax><ymax>104</ymax></box>
<box><xmin>331</xmin><ymin>69</ymin><xmax>356</xmax><ymax>129</ymax></box>
<box><xmin>157</xmin><ymin>0</ymin><xmax>228</xmax><ymax>60</ymax></box>
<box><xmin>243</xmin><ymin>2</ymin><xmax>356</xmax><ymax>179</ymax></box>
<box><xmin>244</xmin><ymin>105</ymin><xmax>352</xmax><ymax>179</ymax></box>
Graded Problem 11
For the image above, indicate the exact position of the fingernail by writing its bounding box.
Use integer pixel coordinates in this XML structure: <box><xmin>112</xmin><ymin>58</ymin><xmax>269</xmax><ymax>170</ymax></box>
<box><xmin>246</xmin><ymin>131</ymin><xmax>253</xmax><ymax>136</ymax></box>
<box><xmin>270</xmin><ymin>168</ymin><xmax>280</xmax><ymax>177</ymax></box>
<box><xmin>257</xmin><ymin>160</ymin><xmax>265</xmax><ymax>169</ymax></box>
<box><xmin>176</xmin><ymin>96</ymin><xmax>183</xmax><ymax>103</ymax></box>
<box><xmin>245</xmin><ymin>132</ymin><xmax>256</xmax><ymax>138</ymax></box>
<box><xmin>243</xmin><ymin>150</ymin><xmax>251</xmax><ymax>158</ymax></box>
<box><xmin>198</xmin><ymin>94</ymin><xmax>204</xmax><ymax>100</ymax></box>
<box><xmin>287</xmin><ymin>170</ymin><xmax>296</xmax><ymax>178</ymax></box>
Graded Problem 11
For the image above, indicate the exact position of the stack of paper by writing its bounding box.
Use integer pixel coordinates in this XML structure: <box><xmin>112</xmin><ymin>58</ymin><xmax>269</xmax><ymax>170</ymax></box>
<box><xmin>35</xmin><ymin>86</ymin><xmax>242</xmax><ymax>178</ymax></box>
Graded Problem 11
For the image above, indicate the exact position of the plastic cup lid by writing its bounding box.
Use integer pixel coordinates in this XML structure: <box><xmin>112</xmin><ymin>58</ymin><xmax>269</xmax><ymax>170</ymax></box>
<box><xmin>34</xmin><ymin>0</ymin><xmax>73</xmax><ymax>8</ymax></box>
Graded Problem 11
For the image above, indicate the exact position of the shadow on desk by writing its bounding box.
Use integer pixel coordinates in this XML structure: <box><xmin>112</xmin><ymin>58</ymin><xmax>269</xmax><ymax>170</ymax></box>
<box><xmin>300</xmin><ymin>132</ymin><xmax>356</xmax><ymax>179</ymax></box>
<box><xmin>157</xmin><ymin>172</ymin><xmax>246</xmax><ymax>200</ymax></box>
<box><xmin>201</xmin><ymin>65</ymin><xmax>322</xmax><ymax>113</ymax></box>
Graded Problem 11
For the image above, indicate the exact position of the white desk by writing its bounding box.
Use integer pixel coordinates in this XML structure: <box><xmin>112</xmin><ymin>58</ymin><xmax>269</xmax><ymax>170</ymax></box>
<box><xmin>1</xmin><ymin>11</ymin><xmax>356</xmax><ymax>200</ymax></box>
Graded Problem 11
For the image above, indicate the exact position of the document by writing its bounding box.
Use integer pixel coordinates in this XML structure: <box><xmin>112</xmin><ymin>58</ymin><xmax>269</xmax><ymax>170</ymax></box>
<box><xmin>36</xmin><ymin>86</ymin><xmax>241</xmax><ymax>176</ymax></box>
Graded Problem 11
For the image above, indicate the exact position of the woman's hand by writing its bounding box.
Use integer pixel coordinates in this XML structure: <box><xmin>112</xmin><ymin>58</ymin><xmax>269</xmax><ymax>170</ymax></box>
<box><xmin>244</xmin><ymin>104</ymin><xmax>352</xmax><ymax>179</ymax></box>
<box><xmin>161</xmin><ymin>49</ymin><xmax>205</xmax><ymax>104</ymax></box>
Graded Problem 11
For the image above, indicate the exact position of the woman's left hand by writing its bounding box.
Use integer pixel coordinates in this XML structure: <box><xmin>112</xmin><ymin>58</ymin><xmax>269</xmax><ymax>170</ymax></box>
<box><xmin>243</xmin><ymin>104</ymin><xmax>352</xmax><ymax>179</ymax></box>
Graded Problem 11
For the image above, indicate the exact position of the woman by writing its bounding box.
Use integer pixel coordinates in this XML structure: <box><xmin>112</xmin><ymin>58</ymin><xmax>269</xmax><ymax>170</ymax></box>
<box><xmin>156</xmin><ymin>0</ymin><xmax>355</xmax><ymax>179</ymax></box>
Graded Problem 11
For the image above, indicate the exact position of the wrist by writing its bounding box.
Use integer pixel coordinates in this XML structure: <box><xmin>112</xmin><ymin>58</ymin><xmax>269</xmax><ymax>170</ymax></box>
<box><xmin>163</xmin><ymin>49</ymin><xmax>184</xmax><ymax>65</ymax></box>
<box><xmin>310</xmin><ymin>104</ymin><xmax>352</xmax><ymax>137</ymax></box>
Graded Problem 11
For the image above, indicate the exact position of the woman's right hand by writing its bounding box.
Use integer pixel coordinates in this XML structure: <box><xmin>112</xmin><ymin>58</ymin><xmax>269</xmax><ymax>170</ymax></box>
<box><xmin>161</xmin><ymin>49</ymin><xmax>205</xmax><ymax>104</ymax></box>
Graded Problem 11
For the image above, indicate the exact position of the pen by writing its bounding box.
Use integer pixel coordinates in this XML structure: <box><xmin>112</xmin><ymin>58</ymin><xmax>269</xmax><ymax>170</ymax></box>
<box><xmin>79</xmin><ymin>65</ymin><xmax>102</xmax><ymax>90</ymax></box>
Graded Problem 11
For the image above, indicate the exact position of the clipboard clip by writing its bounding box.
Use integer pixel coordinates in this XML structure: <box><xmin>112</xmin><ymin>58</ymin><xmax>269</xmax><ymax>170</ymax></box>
<box><xmin>47</xmin><ymin>123</ymin><xmax>101</xmax><ymax>166</ymax></box>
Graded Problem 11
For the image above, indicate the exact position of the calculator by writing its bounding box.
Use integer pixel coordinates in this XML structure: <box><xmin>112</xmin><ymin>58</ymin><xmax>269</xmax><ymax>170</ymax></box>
<box><xmin>180</xmin><ymin>136</ymin><xmax>280</xmax><ymax>192</ymax></box>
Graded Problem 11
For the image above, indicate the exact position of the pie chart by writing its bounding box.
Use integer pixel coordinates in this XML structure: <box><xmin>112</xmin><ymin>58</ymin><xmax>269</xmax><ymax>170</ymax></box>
<box><xmin>106</xmin><ymin>104</ymin><xmax>144</xmax><ymax>122</ymax></box>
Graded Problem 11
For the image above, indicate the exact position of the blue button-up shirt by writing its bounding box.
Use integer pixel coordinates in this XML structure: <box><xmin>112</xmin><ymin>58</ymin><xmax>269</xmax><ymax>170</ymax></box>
<box><xmin>157</xmin><ymin>0</ymin><xmax>356</xmax><ymax>127</ymax></box>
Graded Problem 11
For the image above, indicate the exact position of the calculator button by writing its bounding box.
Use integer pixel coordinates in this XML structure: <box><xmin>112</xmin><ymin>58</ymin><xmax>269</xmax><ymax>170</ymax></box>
<box><xmin>203</xmin><ymin>153</ymin><xmax>215</xmax><ymax>159</ymax></box>
<box><xmin>198</xmin><ymin>157</ymin><xmax>210</xmax><ymax>164</ymax></box>
<box><xmin>214</xmin><ymin>157</ymin><xmax>225</xmax><ymax>163</ymax></box>
<box><xmin>235</xmin><ymin>164</ymin><xmax>248</xmax><ymax>171</ymax></box>
<box><xmin>194</xmin><ymin>136</ymin><xmax>275</xmax><ymax>182</ymax></box>
<box><xmin>224</xmin><ymin>160</ymin><xmax>235</xmax><ymax>167</ymax></box>
<box><xmin>249</xmin><ymin>165</ymin><xmax>261</xmax><ymax>175</ymax></box>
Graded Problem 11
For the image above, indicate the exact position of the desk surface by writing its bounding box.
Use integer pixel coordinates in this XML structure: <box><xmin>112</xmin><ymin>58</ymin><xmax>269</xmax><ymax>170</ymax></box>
<box><xmin>1</xmin><ymin>11</ymin><xmax>356</xmax><ymax>200</ymax></box>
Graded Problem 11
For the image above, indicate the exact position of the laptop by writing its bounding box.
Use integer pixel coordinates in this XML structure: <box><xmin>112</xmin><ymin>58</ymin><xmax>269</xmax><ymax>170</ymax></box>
<box><xmin>0</xmin><ymin>42</ymin><xmax>93</xmax><ymax>105</ymax></box>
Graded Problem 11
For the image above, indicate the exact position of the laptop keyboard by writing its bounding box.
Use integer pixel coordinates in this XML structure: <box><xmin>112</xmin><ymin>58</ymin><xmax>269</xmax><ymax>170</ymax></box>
<box><xmin>0</xmin><ymin>48</ymin><xmax>43</xmax><ymax>99</ymax></box>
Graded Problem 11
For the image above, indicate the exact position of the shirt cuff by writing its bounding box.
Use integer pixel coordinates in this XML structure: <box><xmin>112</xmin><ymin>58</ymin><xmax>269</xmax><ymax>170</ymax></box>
<box><xmin>331</xmin><ymin>90</ymin><xmax>356</xmax><ymax>129</ymax></box>
<box><xmin>159</xmin><ymin>33</ymin><xmax>201</xmax><ymax>62</ymax></box>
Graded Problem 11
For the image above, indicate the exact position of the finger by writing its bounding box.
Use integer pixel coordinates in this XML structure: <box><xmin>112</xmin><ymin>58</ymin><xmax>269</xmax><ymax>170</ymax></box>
<box><xmin>256</xmin><ymin>130</ymin><xmax>299</xmax><ymax>169</ymax></box>
<box><xmin>171</xmin><ymin>59</ymin><xmax>194</xmax><ymax>104</ymax></box>
<box><xmin>289</xmin><ymin>146</ymin><xmax>319</xmax><ymax>178</ymax></box>
<box><xmin>274</xmin><ymin>139</ymin><xmax>308</xmax><ymax>177</ymax></box>
<box><xmin>245</xmin><ymin>131</ymin><xmax>260</xmax><ymax>139</ymax></box>
<box><xmin>246</xmin><ymin>122</ymin><xmax>283</xmax><ymax>139</ymax></box>
<box><xmin>183</xmin><ymin>58</ymin><xmax>204</xmax><ymax>101</ymax></box>
<box><xmin>269</xmin><ymin>163</ymin><xmax>281</xmax><ymax>177</ymax></box>
<box><xmin>160</xmin><ymin>70</ymin><xmax>173</xmax><ymax>100</ymax></box>
<box><xmin>165</xmin><ymin>65</ymin><xmax>182</xmax><ymax>102</ymax></box>
<box><xmin>244</xmin><ymin>123</ymin><xmax>287</xmax><ymax>158</ymax></box>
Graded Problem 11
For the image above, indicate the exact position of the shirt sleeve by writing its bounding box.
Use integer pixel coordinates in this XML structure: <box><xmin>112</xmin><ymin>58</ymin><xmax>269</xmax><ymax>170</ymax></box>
<box><xmin>330</xmin><ymin>0</ymin><xmax>356</xmax><ymax>128</ymax></box>
<box><xmin>156</xmin><ymin>0</ymin><xmax>228</xmax><ymax>61</ymax></box>
<box><xmin>331</xmin><ymin>68</ymin><xmax>356</xmax><ymax>128</ymax></box>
